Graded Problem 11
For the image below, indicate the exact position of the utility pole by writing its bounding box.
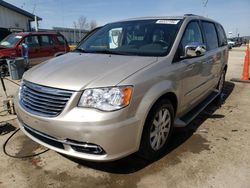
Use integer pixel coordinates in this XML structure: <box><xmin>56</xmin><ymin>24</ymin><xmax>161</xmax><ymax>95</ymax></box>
<box><xmin>32</xmin><ymin>3</ymin><xmax>38</xmax><ymax>31</ymax></box>
<box><xmin>34</xmin><ymin>16</ymin><xmax>38</xmax><ymax>31</ymax></box>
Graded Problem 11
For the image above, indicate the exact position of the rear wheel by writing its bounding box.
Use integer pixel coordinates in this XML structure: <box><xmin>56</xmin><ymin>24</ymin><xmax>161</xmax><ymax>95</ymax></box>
<box><xmin>138</xmin><ymin>99</ymin><xmax>174</xmax><ymax>160</ymax></box>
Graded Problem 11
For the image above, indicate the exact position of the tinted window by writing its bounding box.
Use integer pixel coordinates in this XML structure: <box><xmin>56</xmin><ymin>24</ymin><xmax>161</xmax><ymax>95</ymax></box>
<box><xmin>202</xmin><ymin>22</ymin><xmax>218</xmax><ymax>50</ymax></box>
<box><xmin>40</xmin><ymin>35</ymin><xmax>54</xmax><ymax>46</ymax></box>
<box><xmin>179</xmin><ymin>21</ymin><xmax>203</xmax><ymax>56</ymax></box>
<box><xmin>57</xmin><ymin>35</ymin><xmax>66</xmax><ymax>45</ymax></box>
<box><xmin>216</xmin><ymin>24</ymin><xmax>227</xmax><ymax>47</ymax></box>
<box><xmin>24</xmin><ymin>36</ymin><xmax>39</xmax><ymax>48</ymax></box>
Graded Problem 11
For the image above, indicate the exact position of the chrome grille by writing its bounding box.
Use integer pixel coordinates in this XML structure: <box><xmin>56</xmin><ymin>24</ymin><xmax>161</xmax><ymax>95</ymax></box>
<box><xmin>20</xmin><ymin>81</ymin><xmax>73</xmax><ymax>117</ymax></box>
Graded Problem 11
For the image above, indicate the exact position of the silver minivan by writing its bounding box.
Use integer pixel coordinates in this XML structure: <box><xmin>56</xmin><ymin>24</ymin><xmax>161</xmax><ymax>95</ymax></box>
<box><xmin>15</xmin><ymin>14</ymin><xmax>228</xmax><ymax>161</ymax></box>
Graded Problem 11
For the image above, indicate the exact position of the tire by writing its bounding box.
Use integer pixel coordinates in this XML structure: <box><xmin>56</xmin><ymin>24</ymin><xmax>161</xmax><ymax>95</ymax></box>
<box><xmin>138</xmin><ymin>99</ymin><xmax>174</xmax><ymax>161</ymax></box>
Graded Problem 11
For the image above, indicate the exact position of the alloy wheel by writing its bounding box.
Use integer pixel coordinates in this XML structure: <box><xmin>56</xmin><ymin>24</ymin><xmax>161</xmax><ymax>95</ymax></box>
<box><xmin>150</xmin><ymin>108</ymin><xmax>171</xmax><ymax>151</ymax></box>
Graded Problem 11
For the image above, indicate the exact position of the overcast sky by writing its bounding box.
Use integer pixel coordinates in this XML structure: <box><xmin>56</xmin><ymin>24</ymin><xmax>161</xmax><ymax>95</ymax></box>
<box><xmin>5</xmin><ymin>0</ymin><xmax>250</xmax><ymax>36</ymax></box>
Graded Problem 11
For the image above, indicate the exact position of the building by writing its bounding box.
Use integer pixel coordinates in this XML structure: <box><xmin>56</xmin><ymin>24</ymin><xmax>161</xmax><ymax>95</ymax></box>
<box><xmin>38</xmin><ymin>27</ymin><xmax>89</xmax><ymax>45</ymax></box>
<box><xmin>52</xmin><ymin>27</ymin><xmax>89</xmax><ymax>45</ymax></box>
<box><xmin>0</xmin><ymin>0</ymin><xmax>42</xmax><ymax>31</ymax></box>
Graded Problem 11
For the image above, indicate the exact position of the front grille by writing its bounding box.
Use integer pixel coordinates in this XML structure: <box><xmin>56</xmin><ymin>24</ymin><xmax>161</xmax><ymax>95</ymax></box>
<box><xmin>20</xmin><ymin>80</ymin><xmax>73</xmax><ymax>117</ymax></box>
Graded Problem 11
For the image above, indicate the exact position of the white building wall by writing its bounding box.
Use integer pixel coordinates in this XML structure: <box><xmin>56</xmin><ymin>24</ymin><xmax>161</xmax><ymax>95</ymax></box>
<box><xmin>0</xmin><ymin>6</ymin><xmax>32</xmax><ymax>31</ymax></box>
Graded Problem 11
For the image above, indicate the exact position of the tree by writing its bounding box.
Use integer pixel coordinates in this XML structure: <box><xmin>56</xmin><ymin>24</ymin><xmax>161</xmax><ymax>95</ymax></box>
<box><xmin>77</xmin><ymin>16</ymin><xmax>88</xmax><ymax>40</ymax></box>
<box><xmin>78</xmin><ymin>16</ymin><xmax>88</xmax><ymax>30</ymax></box>
<box><xmin>73</xmin><ymin>16</ymin><xmax>98</xmax><ymax>30</ymax></box>
<box><xmin>72</xmin><ymin>16</ymin><xmax>98</xmax><ymax>43</ymax></box>
<box><xmin>90</xmin><ymin>20</ymin><xmax>97</xmax><ymax>30</ymax></box>
<box><xmin>73</xmin><ymin>21</ymin><xmax>77</xmax><ymax>44</ymax></box>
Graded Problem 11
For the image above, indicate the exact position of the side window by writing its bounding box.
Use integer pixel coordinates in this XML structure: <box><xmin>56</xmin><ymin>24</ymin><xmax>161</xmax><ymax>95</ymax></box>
<box><xmin>179</xmin><ymin>21</ymin><xmax>203</xmax><ymax>56</ymax></box>
<box><xmin>216</xmin><ymin>24</ymin><xmax>227</xmax><ymax>47</ymax></box>
<box><xmin>88</xmin><ymin>32</ymin><xmax>109</xmax><ymax>49</ymax></box>
<box><xmin>56</xmin><ymin>35</ymin><xmax>66</xmax><ymax>45</ymax></box>
<box><xmin>202</xmin><ymin>22</ymin><xmax>219</xmax><ymax>50</ymax></box>
<box><xmin>40</xmin><ymin>35</ymin><xmax>54</xmax><ymax>46</ymax></box>
<box><xmin>24</xmin><ymin>36</ymin><xmax>39</xmax><ymax>48</ymax></box>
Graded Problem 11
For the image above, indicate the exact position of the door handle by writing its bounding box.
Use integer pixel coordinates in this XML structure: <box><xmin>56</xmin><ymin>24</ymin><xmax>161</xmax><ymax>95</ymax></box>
<box><xmin>203</xmin><ymin>59</ymin><xmax>213</xmax><ymax>64</ymax></box>
<box><xmin>186</xmin><ymin>64</ymin><xmax>195</xmax><ymax>71</ymax></box>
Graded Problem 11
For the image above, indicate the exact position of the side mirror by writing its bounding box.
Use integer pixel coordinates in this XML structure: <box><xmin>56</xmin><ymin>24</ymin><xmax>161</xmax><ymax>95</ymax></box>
<box><xmin>184</xmin><ymin>43</ymin><xmax>206</xmax><ymax>58</ymax></box>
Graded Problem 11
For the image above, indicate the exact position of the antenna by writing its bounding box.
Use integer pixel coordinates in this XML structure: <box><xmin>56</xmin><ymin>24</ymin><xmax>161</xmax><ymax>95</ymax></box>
<box><xmin>202</xmin><ymin>0</ymin><xmax>209</xmax><ymax>17</ymax></box>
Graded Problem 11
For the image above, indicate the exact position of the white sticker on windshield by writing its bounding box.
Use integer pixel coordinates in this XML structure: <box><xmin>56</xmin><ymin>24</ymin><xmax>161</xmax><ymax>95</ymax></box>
<box><xmin>156</xmin><ymin>20</ymin><xmax>180</xmax><ymax>24</ymax></box>
<box><xmin>15</xmin><ymin>36</ymin><xmax>22</xmax><ymax>39</ymax></box>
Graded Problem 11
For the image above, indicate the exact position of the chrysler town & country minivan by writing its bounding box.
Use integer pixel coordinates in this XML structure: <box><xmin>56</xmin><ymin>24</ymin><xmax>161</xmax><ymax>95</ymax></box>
<box><xmin>15</xmin><ymin>15</ymin><xmax>228</xmax><ymax>161</ymax></box>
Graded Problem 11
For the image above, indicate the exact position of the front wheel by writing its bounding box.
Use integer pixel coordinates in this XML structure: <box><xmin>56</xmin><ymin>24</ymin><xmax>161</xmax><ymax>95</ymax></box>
<box><xmin>138</xmin><ymin>99</ymin><xmax>174</xmax><ymax>161</ymax></box>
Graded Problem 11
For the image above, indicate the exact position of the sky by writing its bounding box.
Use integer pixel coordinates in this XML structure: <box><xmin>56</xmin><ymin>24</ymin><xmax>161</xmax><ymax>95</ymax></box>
<box><xmin>4</xmin><ymin>0</ymin><xmax>250</xmax><ymax>36</ymax></box>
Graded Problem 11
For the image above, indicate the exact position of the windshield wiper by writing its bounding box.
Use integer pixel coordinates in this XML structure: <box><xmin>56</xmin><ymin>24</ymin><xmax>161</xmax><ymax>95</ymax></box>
<box><xmin>87</xmin><ymin>49</ymin><xmax>133</xmax><ymax>56</ymax></box>
<box><xmin>74</xmin><ymin>48</ymin><xmax>133</xmax><ymax>56</ymax></box>
<box><xmin>73</xmin><ymin>48</ymin><xmax>87</xmax><ymax>53</ymax></box>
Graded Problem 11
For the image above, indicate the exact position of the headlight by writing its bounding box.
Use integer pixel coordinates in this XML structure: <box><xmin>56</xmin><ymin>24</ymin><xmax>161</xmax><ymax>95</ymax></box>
<box><xmin>78</xmin><ymin>86</ymin><xmax>133</xmax><ymax>111</ymax></box>
<box><xmin>18</xmin><ymin>79</ymin><xmax>24</xmax><ymax>99</ymax></box>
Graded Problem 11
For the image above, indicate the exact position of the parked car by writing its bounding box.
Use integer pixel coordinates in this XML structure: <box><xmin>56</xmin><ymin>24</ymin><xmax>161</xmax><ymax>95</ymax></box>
<box><xmin>0</xmin><ymin>28</ymin><xmax>11</xmax><ymax>41</ymax></box>
<box><xmin>0</xmin><ymin>31</ymin><xmax>70</xmax><ymax>66</ymax></box>
<box><xmin>228</xmin><ymin>37</ymin><xmax>243</xmax><ymax>47</ymax></box>
<box><xmin>227</xmin><ymin>40</ymin><xmax>235</xmax><ymax>49</ymax></box>
<box><xmin>15</xmin><ymin>15</ymin><xmax>228</xmax><ymax>162</ymax></box>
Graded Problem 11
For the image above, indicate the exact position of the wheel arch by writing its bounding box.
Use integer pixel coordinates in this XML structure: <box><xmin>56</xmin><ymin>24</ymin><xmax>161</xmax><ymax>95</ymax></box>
<box><xmin>137</xmin><ymin>91</ymin><xmax>178</xmax><ymax>159</ymax></box>
<box><xmin>134</xmin><ymin>80</ymin><xmax>179</xmax><ymax>151</ymax></box>
<box><xmin>153</xmin><ymin>92</ymin><xmax>178</xmax><ymax>116</ymax></box>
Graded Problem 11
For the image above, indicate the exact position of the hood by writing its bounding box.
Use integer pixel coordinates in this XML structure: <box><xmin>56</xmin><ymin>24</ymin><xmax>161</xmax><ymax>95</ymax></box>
<box><xmin>0</xmin><ymin>47</ymin><xmax>16</xmax><ymax>57</ymax></box>
<box><xmin>0</xmin><ymin>46</ymin><xmax>7</xmax><ymax>50</ymax></box>
<box><xmin>24</xmin><ymin>52</ymin><xmax>158</xmax><ymax>91</ymax></box>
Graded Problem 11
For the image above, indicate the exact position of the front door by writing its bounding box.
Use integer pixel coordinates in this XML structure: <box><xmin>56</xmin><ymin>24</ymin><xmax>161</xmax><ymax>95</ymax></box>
<box><xmin>179</xmin><ymin>21</ymin><xmax>209</xmax><ymax>110</ymax></box>
<box><xmin>23</xmin><ymin>35</ymin><xmax>41</xmax><ymax>66</ymax></box>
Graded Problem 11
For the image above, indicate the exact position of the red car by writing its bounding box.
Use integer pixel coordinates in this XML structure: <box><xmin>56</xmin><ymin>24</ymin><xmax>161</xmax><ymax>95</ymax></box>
<box><xmin>0</xmin><ymin>32</ymin><xmax>70</xmax><ymax>66</ymax></box>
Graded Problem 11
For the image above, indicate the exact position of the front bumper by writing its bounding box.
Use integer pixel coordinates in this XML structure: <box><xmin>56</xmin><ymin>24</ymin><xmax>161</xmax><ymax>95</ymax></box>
<box><xmin>15</xmin><ymin>95</ymin><xmax>142</xmax><ymax>161</ymax></box>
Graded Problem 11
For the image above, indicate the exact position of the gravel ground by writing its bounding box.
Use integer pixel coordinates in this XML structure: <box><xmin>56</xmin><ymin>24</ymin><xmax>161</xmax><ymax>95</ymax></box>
<box><xmin>0</xmin><ymin>46</ymin><xmax>249</xmax><ymax>188</ymax></box>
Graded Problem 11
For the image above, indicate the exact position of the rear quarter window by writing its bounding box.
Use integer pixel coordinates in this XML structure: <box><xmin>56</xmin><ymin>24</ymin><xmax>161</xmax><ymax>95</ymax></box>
<box><xmin>201</xmin><ymin>21</ymin><xmax>219</xmax><ymax>51</ymax></box>
<box><xmin>56</xmin><ymin>35</ymin><xmax>67</xmax><ymax>45</ymax></box>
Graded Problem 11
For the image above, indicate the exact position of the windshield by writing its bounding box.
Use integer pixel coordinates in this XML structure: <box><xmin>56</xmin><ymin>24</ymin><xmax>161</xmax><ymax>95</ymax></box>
<box><xmin>76</xmin><ymin>19</ymin><xmax>182</xmax><ymax>56</ymax></box>
<box><xmin>0</xmin><ymin>34</ymin><xmax>22</xmax><ymax>48</ymax></box>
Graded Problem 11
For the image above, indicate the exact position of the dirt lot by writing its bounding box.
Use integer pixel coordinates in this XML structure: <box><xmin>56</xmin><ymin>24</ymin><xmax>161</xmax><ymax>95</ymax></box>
<box><xmin>0</xmin><ymin>47</ymin><xmax>250</xmax><ymax>188</ymax></box>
